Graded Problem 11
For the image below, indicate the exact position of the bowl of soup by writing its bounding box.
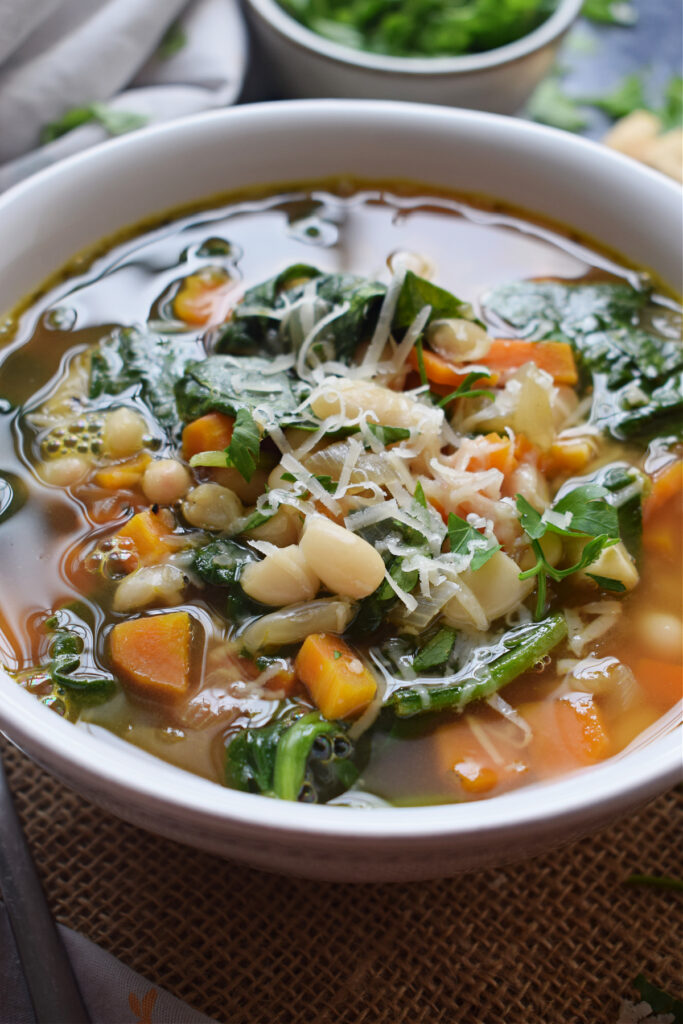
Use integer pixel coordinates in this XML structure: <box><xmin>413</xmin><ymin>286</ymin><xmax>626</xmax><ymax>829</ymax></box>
<box><xmin>244</xmin><ymin>0</ymin><xmax>582</xmax><ymax>111</ymax></box>
<box><xmin>0</xmin><ymin>101</ymin><xmax>680</xmax><ymax>882</ymax></box>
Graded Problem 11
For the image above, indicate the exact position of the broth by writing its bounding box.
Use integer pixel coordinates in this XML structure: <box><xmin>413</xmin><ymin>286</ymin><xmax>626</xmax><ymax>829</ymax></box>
<box><xmin>0</xmin><ymin>183</ymin><xmax>680</xmax><ymax>807</ymax></box>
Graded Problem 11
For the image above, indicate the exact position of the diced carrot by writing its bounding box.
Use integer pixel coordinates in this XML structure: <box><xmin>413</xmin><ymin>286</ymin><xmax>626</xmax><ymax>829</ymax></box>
<box><xmin>520</xmin><ymin>694</ymin><xmax>610</xmax><ymax>777</ymax></box>
<box><xmin>294</xmin><ymin>633</ymin><xmax>377</xmax><ymax>720</ymax></box>
<box><xmin>453</xmin><ymin>760</ymin><xmax>499</xmax><ymax>794</ymax></box>
<box><xmin>635</xmin><ymin>658</ymin><xmax>683</xmax><ymax>707</ymax></box>
<box><xmin>407</xmin><ymin>347</ymin><xmax>498</xmax><ymax>389</ymax></box>
<box><xmin>485</xmin><ymin>338</ymin><xmax>578</xmax><ymax>385</ymax></box>
<box><xmin>466</xmin><ymin>432</ymin><xmax>515</xmax><ymax>473</ymax></box>
<box><xmin>110</xmin><ymin>611</ymin><xmax>193</xmax><ymax>703</ymax></box>
<box><xmin>433</xmin><ymin>716</ymin><xmax>511</xmax><ymax>795</ymax></box>
<box><xmin>94</xmin><ymin>452</ymin><xmax>151</xmax><ymax>491</ymax></box>
<box><xmin>643</xmin><ymin>460</ymin><xmax>683</xmax><ymax>522</ymax></box>
<box><xmin>540</xmin><ymin>436</ymin><xmax>597</xmax><ymax>476</ymax></box>
<box><xmin>181</xmin><ymin>412</ymin><xmax>234</xmax><ymax>460</ymax></box>
<box><xmin>116</xmin><ymin>509</ymin><xmax>176</xmax><ymax>566</ymax></box>
<box><xmin>173</xmin><ymin>267</ymin><xmax>233</xmax><ymax>327</ymax></box>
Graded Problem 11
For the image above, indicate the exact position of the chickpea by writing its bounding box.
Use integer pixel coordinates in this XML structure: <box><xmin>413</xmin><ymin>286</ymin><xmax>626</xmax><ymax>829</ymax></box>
<box><xmin>241</xmin><ymin>546</ymin><xmax>320</xmax><ymax>606</ymax></box>
<box><xmin>102</xmin><ymin>406</ymin><xmax>147</xmax><ymax>458</ymax></box>
<box><xmin>39</xmin><ymin>455</ymin><xmax>90</xmax><ymax>487</ymax></box>
<box><xmin>142</xmin><ymin>459</ymin><xmax>192</xmax><ymax>505</ymax></box>
<box><xmin>300</xmin><ymin>515</ymin><xmax>385</xmax><ymax>600</ymax></box>
<box><xmin>636</xmin><ymin>611</ymin><xmax>683</xmax><ymax>663</ymax></box>
<box><xmin>245</xmin><ymin>505</ymin><xmax>303</xmax><ymax>547</ymax></box>
<box><xmin>182</xmin><ymin>483</ymin><xmax>243</xmax><ymax>531</ymax></box>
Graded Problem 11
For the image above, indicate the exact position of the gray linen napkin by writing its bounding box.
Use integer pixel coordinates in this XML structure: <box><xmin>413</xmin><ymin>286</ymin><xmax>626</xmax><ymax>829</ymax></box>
<box><xmin>0</xmin><ymin>902</ymin><xmax>217</xmax><ymax>1024</ymax></box>
<box><xmin>0</xmin><ymin>0</ymin><xmax>248</xmax><ymax>191</ymax></box>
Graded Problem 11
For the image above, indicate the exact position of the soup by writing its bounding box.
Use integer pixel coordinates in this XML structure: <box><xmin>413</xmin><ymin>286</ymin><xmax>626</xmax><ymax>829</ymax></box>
<box><xmin>0</xmin><ymin>183</ymin><xmax>681</xmax><ymax>807</ymax></box>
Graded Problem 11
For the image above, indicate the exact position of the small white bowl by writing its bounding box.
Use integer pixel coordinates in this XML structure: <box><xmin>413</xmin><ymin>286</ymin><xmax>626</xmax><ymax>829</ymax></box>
<box><xmin>0</xmin><ymin>101</ymin><xmax>680</xmax><ymax>881</ymax></box>
<box><xmin>245</xmin><ymin>0</ymin><xmax>583</xmax><ymax>112</ymax></box>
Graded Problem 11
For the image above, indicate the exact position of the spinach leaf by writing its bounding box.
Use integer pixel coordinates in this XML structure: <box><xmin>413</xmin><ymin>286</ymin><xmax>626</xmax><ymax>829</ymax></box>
<box><xmin>190</xmin><ymin>408</ymin><xmax>261</xmax><ymax>482</ymax></box>
<box><xmin>483</xmin><ymin>280</ymin><xmax>683</xmax><ymax>442</ymax></box>
<box><xmin>225</xmin><ymin>708</ymin><xmax>362</xmax><ymax>802</ymax></box>
<box><xmin>412</xmin><ymin>626</ymin><xmax>457</xmax><ymax>673</ymax></box>
<box><xmin>90</xmin><ymin>327</ymin><xmax>202</xmax><ymax>429</ymax></box>
<box><xmin>215</xmin><ymin>265</ymin><xmax>386</xmax><ymax>363</ymax></box>
<box><xmin>175</xmin><ymin>355</ymin><xmax>308</xmax><ymax>426</ymax></box>
<box><xmin>390</xmin><ymin>613</ymin><xmax>567</xmax><ymax>717</ymax></box>
<box><xmin>394</xmin><ymin>271</ymin><xmax>472</xmax><ymax>330</ymax></box>
<box><xmin>557</xmin><ymin>462</ymin><xmax>644</xmax><ymax>561</ymax></box>
<box><xmin>632</xmin><ymin>975</ymin><xmax>683</xmax><ymax>1022</ymax></box>
<box><xmin>447</xmin><ymin>512</ymin><xmax>500</xmax><ymax>570</ymax></box>
<box><xmin>192</xmin><ymin>538</ymin><xmax>262</xmax><ymax>622</ymax></box>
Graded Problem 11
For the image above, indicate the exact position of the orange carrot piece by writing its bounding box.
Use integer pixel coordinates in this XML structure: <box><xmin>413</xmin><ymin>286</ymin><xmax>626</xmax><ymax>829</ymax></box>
<box><xmin>181</xmin><ymin>412</ymin><xmax>234</xmax><ymax>460</ymax></box>
<box><xmin>643</xmin><ymin>460</ymin><xmax>683</xmax><ymax>522</ymax></box>
<box><xmin>485</xmin><ymin>338</ymin><xmax>578</xmax><ymax>385</ymax></box>
<box><xmin>173</xmin><ymin>267</ymin><xmax>233</xmax><ymax>327</ymax></box>
<box><xmin>264</xmin><ymin>666</ymin><xmax>301</xmax><ymax>698</ymax></box>
<box><xmin>520</xmin><ymin>694</ymin><xmax>610</xmax><ymax>777</ymax></box>
<box><xmin>453</xmin><ymin>760</ymin><xmax>499</xmax><ymax>794</ymax></box>
<box><xmin>116</xmin><ymin>509</ymin><xmax>176</xmax><ymax>566</ymax></box>
<box><xmin>466</xmin><ymin>432</ymin><xmax>515</xmax><ymax>473</ymax></box>
<box><xmin>94</xmin><ymin>452</ymin><xmax>151</xmax><ymax>491</ymax></box>
<box><xmin>294</xmin><ymin>633</ymin><xmax>377</xmax><ymax>720</ymax></box>
<box><xmin>110</xmin><ymin>611</ymin><xmax>192</xmax><ymax>703</ymax></box>
<box><xmin>407</xmin><ymin>347</ymin><xmax>497</xmax><ymax>388</ymax></box>
<box><xmin>635</xmin><ymin>658</ymin><xmax>683</xmax><ymax>707</ymax></box>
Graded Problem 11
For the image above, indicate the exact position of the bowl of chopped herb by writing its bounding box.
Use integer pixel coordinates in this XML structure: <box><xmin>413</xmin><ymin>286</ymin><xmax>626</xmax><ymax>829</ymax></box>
<box><xmin>244</xmin><ymin>0</ymin><xmax>582</xmax><ymax>111</ymax></box>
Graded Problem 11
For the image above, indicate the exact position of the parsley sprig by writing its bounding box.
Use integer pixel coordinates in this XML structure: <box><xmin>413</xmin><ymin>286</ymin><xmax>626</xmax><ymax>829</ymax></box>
<box><xmin>448</xmin><ymin>512</ymin><xmax>500</xmax><ymax>570</ymax></box>
<box><xmin>516</xmin><ymin>484</ymin><xmax>625</xmax><ymax>619</ymax></box>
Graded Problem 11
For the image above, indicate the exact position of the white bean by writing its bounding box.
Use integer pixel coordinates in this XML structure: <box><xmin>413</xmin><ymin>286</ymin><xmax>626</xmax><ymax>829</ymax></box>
<box><xmin>427</xmin><ymin>318</ymin><xmax>491</xmax><ymax>362</ymax></box>
<box><xmin>300</xmin><ymin>515</ymin><xmax>386</xmax><ymax>599</ymax></box>
<box><xmin>102</xmin><ymin>407</ymin><xmax>147</xmax><ymax>458</ymax></box>
<box><xmin>142</xmin><ymin>459</ymin><xmax>192</xmax><ymax>505</ymax></box>
<box><xmin>182</xmin><ymin>483</ymin><xmax>243</xmax><ymax>531</ymax></box>
<box><xmin>38</xmin><ymin>456</ymin><xmax>90</xmax><ymax>487</ymax></box>
<box><xmin>636</xmin><ymin>611</ymin><xmax>683</xmax><ymax>662</ymax></box>
<box><xmin>310</xmin><ymin>378</ymin><xmax>441</xmax><ymax>437</ymax></box>
<box><xmin>245</xmin><ymin>505</ymin><xmax>303</xmax><ymax>547</ymax></box>
<box><xmin>113</xmin><ymin>564</ymin><xmax>186</xmax><ymax>612</ymax></box>
<box><xmin>241</xmin><ymin>545</ymin><xmax>320</xmax><ymax>606</ymax></box>
<box><xmin>444</xmin><ymin>551</ymin><xmax>534</xmax><ymax>629</ymax></box>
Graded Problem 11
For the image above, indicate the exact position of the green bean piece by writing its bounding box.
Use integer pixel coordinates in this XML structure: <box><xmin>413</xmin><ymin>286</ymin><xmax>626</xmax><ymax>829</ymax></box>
<box><xmin>389</xmin><ymin>613</ymin><xmax>567</xmax><ymax>718</ymax></box>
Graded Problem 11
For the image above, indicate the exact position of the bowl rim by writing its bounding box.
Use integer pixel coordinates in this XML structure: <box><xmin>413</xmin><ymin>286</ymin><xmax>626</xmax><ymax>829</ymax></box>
<box><xmin>244</xmin><ymin>0</ymin><xmax>583</xmax><ymax>76</ymax></box>
<box><xmin>0</xmin><ymin>99</ymin><xmax>681</xmax><ymax>849</ymax></box>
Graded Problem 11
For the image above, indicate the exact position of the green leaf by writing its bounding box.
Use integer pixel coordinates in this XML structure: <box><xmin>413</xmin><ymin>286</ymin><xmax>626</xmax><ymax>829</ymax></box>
<box><xmin>41</xmin><ymin>106</ymin><xmax>99</xmax><ymax>144</ymax></box>
<box><xmin>436</xmin><ymin>370</ymin><xmax>495</xmax><ymax>407</ymax></box>
<box><xmin>526</xmin><ymin>78</ymin><xmax>588</xmax><ymax>132</ymax></box>
<box><xmin>189</xmin><ymin>407</ymin><xmax>262</xmax><ymax>480</ymax></box>
<box><xmin>192</xmin><ymin>538</ymin><xmax>262</xmax><ymax>622</ymax></box>
<box><xmin>581</xmin><ymin>0</ymin><xmax>637</xmax><ymax>25</ymax></box>
<box><xmin>281</xmin><ymin>471</ymin><xmax>337</xmax><ymax>493</ymax></box>
<box><xmin>158</xmin><ymin>20</ymin><xmax>187</xmax><ymax>59</ymax></box>
<box><xmin>42</xmin><ymin>103</ymin><xmax>147</xmax><ymax>144</ymax></box>
<box><xmin>447</xmin><ymin>512</ymin><xmax>500</xmax><ymax>570</ymax></box>
<box><xmin>515</xmin><ymin>495</ymin><xmax>546</xmax><ymax>540</ymax></box>
<box><xmin>553</xmin><ymin>484</ymin><xmax>620</xmax><ymax>538</ymax></box>
<box><xmin>176</xmin><ymin>355</ymin><xmax>307</xmax><ymax>426</ymax></box>
<box><xmin>581</xmin><ymin>72</ymin><xmax>646</xmax><ymax>119</ymax></box>
<box><xmin>90</xmin><ymin>327</ymin><xmax>202</xmax><ymax>429</ymax></box>
<box><xmin>413</xmin><ymin>627</ymin><xmax>457</xmax><ymax>673</ymax></box>
<box><xmin>393</xmin><ymin>271</ymin><xmax>471</xmax><ymax>330</ymax></box>
<box><xmin>632</xmin><ymin>975</ymin><xmax>683</xmax><ymax>1021</ymax></box>
<box><xmin>585</xmin><ymin>573</ymin><xmax>626</xmax><ymax>592</ymax></box>
<box><xmin>366</xmin><ymin>423</ymin><xmax>411</xmax><ymax>445</ymax></box>
<box><xmin>661</xmin><ymin>74</ymin><xmax>683</xmax><ymax>130</ymax></box>
<box><xmin>48</xmin><ymin>629</ymin><xmax>115</xmax><ymax>698</ymax></box>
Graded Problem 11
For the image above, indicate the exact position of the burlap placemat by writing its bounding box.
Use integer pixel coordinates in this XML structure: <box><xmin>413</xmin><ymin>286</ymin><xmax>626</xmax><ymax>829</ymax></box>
<box><xmin>1</xmin><ymin>736</ymin><xmax>680</xmax><ymax>1024</ymax></box>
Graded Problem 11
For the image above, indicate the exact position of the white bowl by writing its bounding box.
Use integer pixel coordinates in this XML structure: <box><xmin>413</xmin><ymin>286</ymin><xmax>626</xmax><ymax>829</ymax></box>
<box><xmin>0</xmin><ymin>101</ymin><xmax>681</xmax><ymax>882</ymax></box>
<box><xmin>245</xmin><ymin>0</ymin><xmax>582</xmax><ymax>112</ymax></box>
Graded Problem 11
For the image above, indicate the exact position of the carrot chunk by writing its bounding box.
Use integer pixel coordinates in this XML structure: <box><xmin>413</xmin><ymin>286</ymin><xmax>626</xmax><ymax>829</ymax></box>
<box><xmin>635</xmin><ymin>658</ymin><xmax>683</xmax><ymax>707</ymax></box>
<box><xmin>407</xmin><ymin>347</ymin><xmax>497</xmax><ymax>388</ymax></box>
<box><xmin>294</xmin><ymin>633</ymin><xmax>377</xmax><ymax>720</ymax></box>
<box><xmin>484</xmin><ymin>338</ymin><xmax>578</xmax><ymax>385</ymax></box>
<box><xmin>116</xmin><ymin>509</ymin><xmax>176</xmax><ymax>565</ymax></box>
<box><xmin>94</xmin><ymin>452</ymin><xmax>151</xmax><ymax>491</ymax></box>
<box><xmin>110</xmin><ymin>611</ymin><xmax>193</xmax><ymax>703</ymax></box>
<box><xmin>643</xmin><ymin>460</ymin><xmax>683</xmax><ymax>522</ymax></box>
<box><xmin>173</xmin><ymin>267</ymin><xmax>233</xmax><ymax>327</ymax></box>
<box><xmin>521</xmin><ymin>693</ymin><xmax>610</xmax><ymax>777</ymax></box>
<box><xmin>181</xmin><ymin>412</ymin><xmax>235</xmax><ymax>460</ymax></box>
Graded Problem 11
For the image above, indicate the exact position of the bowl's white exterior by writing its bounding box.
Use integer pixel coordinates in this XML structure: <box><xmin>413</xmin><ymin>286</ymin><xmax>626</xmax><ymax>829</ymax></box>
<box><xmin>244</xmin><ymin>0</ymin><xmax>582</xmax><ymax>112</ymax></box>
<box><xmin>0</xmin><ymin>101</ymin><xmax>681</xmax><ymax>882</ymax></box>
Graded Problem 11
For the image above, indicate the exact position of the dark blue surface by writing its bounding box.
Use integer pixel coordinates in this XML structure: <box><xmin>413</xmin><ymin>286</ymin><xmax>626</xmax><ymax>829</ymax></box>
<box><xmin>553</xmin><ymin>0</ymin><xmax>682</xmax><ymax>137</ymax></box>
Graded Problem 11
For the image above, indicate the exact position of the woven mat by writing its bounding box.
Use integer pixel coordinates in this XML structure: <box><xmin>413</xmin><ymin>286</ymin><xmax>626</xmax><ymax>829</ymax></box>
<box><xmin>1</xmin><ymin>737</ymin><xmax>681</xmax><ymax>1024</ymax></box>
